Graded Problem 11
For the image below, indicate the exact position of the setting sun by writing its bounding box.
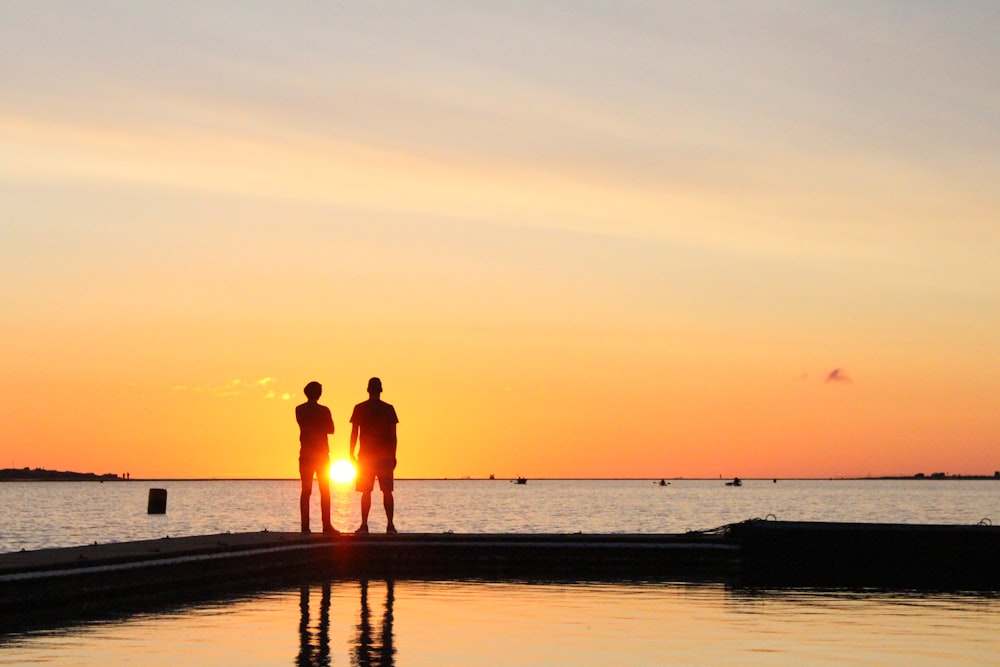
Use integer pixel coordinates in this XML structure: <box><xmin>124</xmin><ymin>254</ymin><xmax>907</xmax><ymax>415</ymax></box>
<box><xmin>330</xmin><ymin>458</ymin><xmax>357</xmax><ymax>484</ymax></box>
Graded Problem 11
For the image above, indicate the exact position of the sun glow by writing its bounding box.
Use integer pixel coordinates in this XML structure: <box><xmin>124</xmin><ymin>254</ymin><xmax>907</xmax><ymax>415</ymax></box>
<box><xmin>330</xmin><ymin>458</ymin><xmax>357</xmax><ymax>484</ymax></box>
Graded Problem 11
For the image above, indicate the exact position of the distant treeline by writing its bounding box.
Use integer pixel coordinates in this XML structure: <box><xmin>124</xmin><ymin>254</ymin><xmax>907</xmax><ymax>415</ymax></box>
<box><xmin>877</xmin><ymin>472</ymin><xmax>1000</xmax><ymax>480</ymax></box>
<box><xmin>0</xmin><ymin>467</ymin><xmax>121</xmax><ymax>481</ymax></box>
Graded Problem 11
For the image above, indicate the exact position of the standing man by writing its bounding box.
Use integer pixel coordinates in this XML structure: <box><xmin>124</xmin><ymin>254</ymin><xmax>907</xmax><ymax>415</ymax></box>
<box><xmin>296</xmin><ymin>381</ymin><xmax>337</xmax><ymax>534</ymax></box>
<box><xmin>350</xmin><ymin>377</ymin><xmax>399</xmax><ymax>534</ymax></box>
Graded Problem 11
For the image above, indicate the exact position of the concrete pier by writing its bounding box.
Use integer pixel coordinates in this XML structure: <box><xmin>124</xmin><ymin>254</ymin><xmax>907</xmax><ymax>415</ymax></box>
<box><xmin>730</xmin><ymin>520</ymin><xmax>1000</xmax><ymax>588</ymax></box>
<box><xmin>0</xmin><ymin>531</ymin><xmax>736</xmax><ymax>628</ymax></box>
<box><xmin>3</xmin><ymin>520</ymin><xmax>999</xmax><ymax>630</ymax></box>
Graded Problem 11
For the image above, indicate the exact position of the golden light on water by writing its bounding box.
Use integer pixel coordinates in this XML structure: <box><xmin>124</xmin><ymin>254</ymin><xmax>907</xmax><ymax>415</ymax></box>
<box><xmin>330</xmin><ymin>458</ymin><xmax>357</xmax><ymax>484</ymax></box>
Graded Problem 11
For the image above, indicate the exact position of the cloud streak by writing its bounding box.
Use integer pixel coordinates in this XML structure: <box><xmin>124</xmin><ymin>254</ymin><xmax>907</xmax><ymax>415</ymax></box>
<box><xmin>173</xmin><ymin>377</ymin><xmax>291</xmax><ymax>399</ymax></box>
<box><xmin>825</xmin><ymin>368</ymin><xmax>851</xmax><ymax>383</ymax></box>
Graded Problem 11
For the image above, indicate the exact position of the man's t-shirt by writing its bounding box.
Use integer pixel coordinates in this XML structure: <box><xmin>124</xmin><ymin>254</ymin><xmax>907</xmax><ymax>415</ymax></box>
<box><xmin>350</xmin><ymin>399</ymin><xmax>398</xmax><ymax>462</ymax></box>
<box><xmin>296</xmin><ymin>402</ymin><xmax>334</xmax><ymax>455</ymax></box>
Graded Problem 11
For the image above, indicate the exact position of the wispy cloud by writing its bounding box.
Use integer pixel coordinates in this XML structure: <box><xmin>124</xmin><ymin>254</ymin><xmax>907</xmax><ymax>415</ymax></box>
<box><xmin>825</xmin><ymin>368</ymin><xmax>851</xmax><ymax>383</ymax></box>
<box><xmin>173</xmin><ymin>377</ymin><xmax>292</xmax><ymax>399</ymax></box>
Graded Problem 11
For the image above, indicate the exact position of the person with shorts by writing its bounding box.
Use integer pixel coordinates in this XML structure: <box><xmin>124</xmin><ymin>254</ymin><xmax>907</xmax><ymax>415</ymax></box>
<box><xmin>296</xmin><ymin>381</ymin><xmax>337</xmax><ymax>534</ymax></box>
<box><xmin>349</xmin><ymin>377</ymin><xmax>399</xmax><ymax>534</ymax></box>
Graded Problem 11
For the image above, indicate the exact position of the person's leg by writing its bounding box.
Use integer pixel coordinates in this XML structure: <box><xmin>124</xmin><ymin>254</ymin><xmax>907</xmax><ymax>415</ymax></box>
<box><xmin>380</xmin><ymin>467</ymin><xmax>396</xmax><ymax>533</ymax></box>
<box><xmin>299</xmin><ymin>460</ymin><xmax>313</xmax><ymax>532</ymax></box>
<box><xmin>318</xmin><ymin>454</ymin><xmax>335</xmax><ymax>533</ymax></box>
<box><xmin>383</xmin><ymin>491</ymin><xmax>395</xmax><ymax>532</ymax></box>
<box><xmin>319</xmin><ymin>480</ymin><xmax>335</xmax><ymax>533</ymax></box>
<box><xmin>359</xmin><ymin>491</ymin><xmax>372</xmax><ymax>532</ymax></box>
<box><xmin>355</xmin><ymin>460</ymin><xmax>375</xmax><ymax>533</ymax></box>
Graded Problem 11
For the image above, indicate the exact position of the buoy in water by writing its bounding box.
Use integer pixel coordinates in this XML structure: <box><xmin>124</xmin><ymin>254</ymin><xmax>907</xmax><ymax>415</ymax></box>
<box><xmin>147</xmin><ymin>488</ymin><xmax>167</xmax><ymax>514</ymax></box>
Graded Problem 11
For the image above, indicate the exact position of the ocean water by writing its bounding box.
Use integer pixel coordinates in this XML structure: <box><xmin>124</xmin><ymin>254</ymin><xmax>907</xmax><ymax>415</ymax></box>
<box><xmin>2</xmin><ymin>580</ymin><xmax>999</xmax><ymax>666</ymax></box>
<box><xmin>2</xmin><ymin>478</ymin><xmax>998</xmax><ymax>553</ymax></box>
<box><xmin>2</xmin><ymin>480</ymin><xmax>1000</xmax><ymax>665</ymax></box>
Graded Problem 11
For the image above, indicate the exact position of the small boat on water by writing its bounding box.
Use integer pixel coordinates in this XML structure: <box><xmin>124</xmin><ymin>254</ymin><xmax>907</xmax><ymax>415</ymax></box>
<box><xmin>726</xmin><ymin>477</ymin><xmax>742</xmax><ymax>487</ymax></box>
<box><xmin>514</xmin><ymin>477</ymin><xmax>527</xmax><ymax>485</ymax></box>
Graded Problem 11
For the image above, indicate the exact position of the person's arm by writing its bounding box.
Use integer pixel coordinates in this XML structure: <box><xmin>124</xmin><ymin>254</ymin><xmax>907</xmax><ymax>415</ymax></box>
<box><xmin>324</xmin><ymin>407</ymin><xmax>335</xmax><ymax>435</ymax></box>
<box><xmin>349</xmin><ymin>422</ymin><xmax>359</xmax><ymax>463</ymax></box>
<box><xmin>390</xmin><ymin>422</ymin><xmax>397</xmax><ymax>461</ymax></box>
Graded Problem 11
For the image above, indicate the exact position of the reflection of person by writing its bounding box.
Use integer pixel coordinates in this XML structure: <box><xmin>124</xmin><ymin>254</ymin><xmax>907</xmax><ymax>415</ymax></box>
<box><xmin>349</xmin><ymin>377</ymin><xmax>399</xmax><ymax>534</ymax></box>
<box><xmin>297</xmin><ymin>582</ymin><xmax>331</xmax><ymax>667</ymax></box>
<box><xmin>355</xmin><ymin>579</ymin><xmax>395</xmax><ymax>667</ymax></box>
<box><xmin>296</xmin><ymin>381</ymin><xmax>337</xmax><ymax>534</ymax></box>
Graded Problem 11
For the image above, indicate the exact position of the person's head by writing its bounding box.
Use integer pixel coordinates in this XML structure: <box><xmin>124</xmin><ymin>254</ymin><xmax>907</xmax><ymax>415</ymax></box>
<box><xmin>367</xmin><ymin>377</ymin><xmax>382</xmax><ymax>395</ymax></box>
<box><xmin>303</xmin><ymin>381</ymin><xmax>322</xmax><ymax>401</ymax></box>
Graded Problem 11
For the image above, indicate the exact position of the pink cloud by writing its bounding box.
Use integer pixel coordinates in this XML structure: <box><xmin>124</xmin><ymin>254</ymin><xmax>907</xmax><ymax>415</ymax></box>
<box><xmin>825</xmin><ymin>368</ymin><xmax>851</xmax><ymax>383</ymax></box>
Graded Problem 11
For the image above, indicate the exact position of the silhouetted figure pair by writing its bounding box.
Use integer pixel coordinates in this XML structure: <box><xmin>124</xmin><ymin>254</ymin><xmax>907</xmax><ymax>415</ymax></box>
<box><xmin>297</xmin><ymin>377</ymin><xmax>400</xmax><ymax>534</ymax></box>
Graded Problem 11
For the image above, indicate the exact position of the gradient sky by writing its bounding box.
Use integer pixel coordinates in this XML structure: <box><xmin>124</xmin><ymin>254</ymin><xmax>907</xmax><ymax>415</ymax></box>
<box><xmin>2</xmin><ymin>1</ymin><xmax>998</xmax><ymax>479</ymax></box>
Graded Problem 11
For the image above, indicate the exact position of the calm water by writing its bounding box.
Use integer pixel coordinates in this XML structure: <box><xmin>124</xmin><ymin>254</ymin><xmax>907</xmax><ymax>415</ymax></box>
<box><xmin>2</xmin><ymin>480</ymin><xmax>999</xmax><ymax>665</ymax></box>
<box><xmin>2</xmin><ymin>580</ymin><xmax>999</xmax><ymax>665</ymax></box>
<box><xmin>2</xmin><ymin>478</ymin><xmax>998</xmax><ymax>553</ymax></box>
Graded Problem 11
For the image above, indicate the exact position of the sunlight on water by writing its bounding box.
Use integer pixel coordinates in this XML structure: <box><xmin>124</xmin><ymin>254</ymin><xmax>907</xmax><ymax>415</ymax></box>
<box><xmin>1</xmin><ymin>479</ymin><xmax>998</xmax><ymax>553</ymax></box>
<box><xmin>3</xmin><ymin>478</ymin><xmax>999</xmax><ymax>665</ymax></box>
<box><xmin>2</xmin><ymin>581</ymin><xmax>998</xmax><ymax>666</ymax></box>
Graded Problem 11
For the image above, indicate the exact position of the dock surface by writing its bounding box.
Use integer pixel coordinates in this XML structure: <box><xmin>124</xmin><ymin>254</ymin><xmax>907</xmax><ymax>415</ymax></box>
<box><xmin>3</xmin><ymin>521</ymin><xmax>999</xmax><ymax>631</ymax></box>
<box><xmin>0</xmin><ymin>530</ymin><xmax>735</xmax><ymax>629</ymax></box>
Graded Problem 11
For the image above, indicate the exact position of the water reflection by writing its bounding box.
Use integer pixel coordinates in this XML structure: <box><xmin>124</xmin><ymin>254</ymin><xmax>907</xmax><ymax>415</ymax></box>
<box><xmin>2</xmin><ymin>580</ymin><xmax>999</xmax><ymax>665</ymax></box>
<box><xmin>353</xmin><ymin>580</ymin><xmax>395</xmax><ymax>667</ymax></box>
<box><xmin>297</xmin><ymin>582</ymin><xmax>331</xmax><ymax>667</ymax></box>
<box><xmin>295</xmin><ymin>580</ymin><xmax>395</xmax><ymax>667</ymax></box>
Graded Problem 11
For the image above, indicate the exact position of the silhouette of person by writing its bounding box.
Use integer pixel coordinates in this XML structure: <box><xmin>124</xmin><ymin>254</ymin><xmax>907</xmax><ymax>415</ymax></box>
<box><xmin>296</xmin><ymin>381</ymin><xmax>337</xmax><ymax>534</ymax></box>
<box><xmin>349</xmin><ymin>377</ymin><xmax>399</xmax><ymax>534</ymax></box>
<box><xmin>354</xmin><ymin>579</ymin><xmax>395</xmax><ymax>667</ymax></box>
<box><xmin>297</xmin><ymin>582</ymin><xmax>331</xmax><ymax>667</ymax></box>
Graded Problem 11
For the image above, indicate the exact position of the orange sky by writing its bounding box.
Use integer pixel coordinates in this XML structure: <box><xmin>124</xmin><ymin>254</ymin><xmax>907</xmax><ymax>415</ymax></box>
<box><xmin>2</xmin><ymin>3</ymin><xmax>998</xmax><ymax>479</ymax></box>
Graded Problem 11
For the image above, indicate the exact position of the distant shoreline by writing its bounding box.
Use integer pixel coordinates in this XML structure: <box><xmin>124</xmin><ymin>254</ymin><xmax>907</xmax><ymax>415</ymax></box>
<box><xmin>0</xmin><ymin>468</ymin><xmax>121</xmax><ymax>482</ymax></box>
<box><xmin>3</xmin><ymin>468</ymin><xmax>998</xmax><ymax>483</ymax></box>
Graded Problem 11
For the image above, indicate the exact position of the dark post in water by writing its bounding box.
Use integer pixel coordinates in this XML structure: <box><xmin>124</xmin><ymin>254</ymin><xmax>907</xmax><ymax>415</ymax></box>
<box><xmin>147</xmin><ymin>488</ymin><xmax>167</xmax><ymax>514</ymax></box>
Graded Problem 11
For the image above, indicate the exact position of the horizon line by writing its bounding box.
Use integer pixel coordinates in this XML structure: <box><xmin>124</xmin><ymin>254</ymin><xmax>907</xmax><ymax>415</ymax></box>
<box><xmin>6</xmin><ymin>475</ymin><xmax>998</xmax><ymax>482</ymax></box>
